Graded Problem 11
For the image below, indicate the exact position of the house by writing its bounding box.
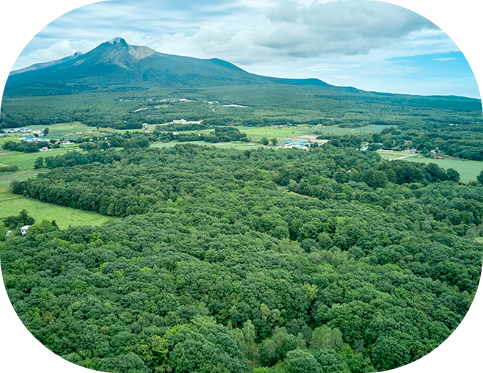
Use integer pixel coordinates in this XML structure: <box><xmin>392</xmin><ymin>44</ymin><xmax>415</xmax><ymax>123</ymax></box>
<box><xmin>20</xmin><ymin>225</ymin><xmax>30</xmax><ymax>235</ymax></box>
<box><xmin>172</xmin><ymin>119</ymin><xmax>203</xmax><ymax>125</ymax></box>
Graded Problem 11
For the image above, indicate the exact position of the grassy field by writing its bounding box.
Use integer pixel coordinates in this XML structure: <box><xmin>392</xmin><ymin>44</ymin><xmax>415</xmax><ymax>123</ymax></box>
<box><xmin>237</xmin><ymin>125</ymin><xmax>390</xmax><ymax>142</ymax></box>
<box><xmin>0</xmin><ymin>146</ymin><xmax>83</xmax><ymax>170</ymax></box>
<box><xmin>314</xmin><ymin>125</ymin><xmax>391</xmax><ymax>134</ymax></box>
<box><xmin>150</xmin><ymin>141</ymin><xmax>262</xmax><ymax>150</ymax></box>
<box><xmin>0</xmin><ymin>170</ymin><xmax>43</xmax><ymax>190</ymax></box>
<box><xmin>377</xmin><ymin>151</ymin><xmax>418</xmax><ymax>160</ymax></box>
<box><xmin>0</xmin><ymin>196</ymin><xmax>113</xmax><ymax>229</ymax></box>
<box><xmin>2</xmin><ymin>122</ymin><xmax>130</xmax><ymax>140</ymax></box>
<box><xmin>406</xmin><ymin>156</ymin><xmax>483</xmax><ymax>183</ymax></box>
<box><xmin>238</xmin><ymin>126</ymin><xmax>317</xmax><ymax>141</ymax></box>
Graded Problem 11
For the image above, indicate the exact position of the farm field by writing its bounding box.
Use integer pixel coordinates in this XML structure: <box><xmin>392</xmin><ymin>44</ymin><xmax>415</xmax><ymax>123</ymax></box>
<box><xmin>0</xmin><ymin>170</ymin><xmax>43</xmax><ymax>190</ymax></box>
<box><xmin>238</xmin><ymin>124</ymin><xmax>391</xmax><ymax>142</ymax></box>
<box><xmin>237</xmin><ymin>126</ymin><xmax>317</xmax><ymax>141</ymax></box>
<box><xmin>1</xmin><ymin>122</ymin><xmax>129</xmax><ymax>140</ymax></box>
<box><xmin>150</xmin><ymin>141</ymin><xmax>262</xmax><ymax>150</ymax></box>
<box><xmin>313</xmin><ymin>124</ymin><xmax>391</xmax><ymax>133</ymax></box>
<box><xmin>376</xmin><ymin>151</ymin><xmax>418</xmax><ymax>160</ymax></box>
<box><xmin>406</xmin><ymin>156</ymin><xmax>483</xmax><ymax>183</ymax></box>
<box><xmin>0</xmin><ymin>196</ymin><xmax>113</xmax><ymax>229</ymax></box>
<box><xmin>0</xmin><ymin>146</ymin><xmax>83</xmax><ymax>170</ymax></box>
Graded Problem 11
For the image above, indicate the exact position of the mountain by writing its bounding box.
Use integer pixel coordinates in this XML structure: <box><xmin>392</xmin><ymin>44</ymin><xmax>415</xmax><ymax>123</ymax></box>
<box><xmin>4</xmin><ymin>38</ymin><xmax>332</xmax><ymax>96</ymax></box>
<box><xmin>9</xmin><ymin>52</ymin><xmax>82</xmax><ymax>76</ymax></box>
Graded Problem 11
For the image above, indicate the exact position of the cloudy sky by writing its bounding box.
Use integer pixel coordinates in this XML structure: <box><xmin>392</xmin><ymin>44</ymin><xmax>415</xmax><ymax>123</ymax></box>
<box><xmin>12</xmin><ymin>0</ymin><xmax>480</xmax><ymax>98</ymax></box>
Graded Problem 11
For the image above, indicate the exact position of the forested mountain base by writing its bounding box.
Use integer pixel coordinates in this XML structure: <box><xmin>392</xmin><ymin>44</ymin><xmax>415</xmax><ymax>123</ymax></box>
<box><xmin>2</xmin><ymin>144</ymin><xmax>483</xmax><ymax>373</ymax></box>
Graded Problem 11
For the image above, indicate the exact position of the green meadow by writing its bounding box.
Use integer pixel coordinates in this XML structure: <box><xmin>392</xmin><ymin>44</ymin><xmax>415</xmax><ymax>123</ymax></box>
<box><xmin>150</xmin><ymin>141</ymin><xmax>262</xmax><ymax>150</ymax></box>
<box><xmin>376</xmin><ymin>151</ymin><xmax>418</xmax><ymax>160</ymax></box>
<box><xmin>0</xmin><ymin>196</ymin><xmax>112</xmax><ymax>229</ymax></box>
<box><xmin>0</xmin><ymin>146</ymin><xmax>83</xmax><ymax>170</ymax></box>
<box><xmin>406</xmin><ymin>156</ymin><xmax>483</xmax><ymax>183</ymax></box>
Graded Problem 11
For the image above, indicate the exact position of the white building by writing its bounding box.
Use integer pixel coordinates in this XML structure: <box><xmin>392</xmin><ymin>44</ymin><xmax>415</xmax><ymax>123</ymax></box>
<box><xmin>20</xmin><ymin>225</ymin><xmax>30</xmax><ymax>235</ymax></box>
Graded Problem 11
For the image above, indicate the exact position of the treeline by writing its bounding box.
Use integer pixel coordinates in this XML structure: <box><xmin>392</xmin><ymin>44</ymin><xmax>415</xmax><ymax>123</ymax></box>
<box><xmin>2</xmin><ymin>144</ymin><xmax>482</xmax><ymax>372</ymax></box>
<box><xmin>3</xmin><ymin>140</ymin><xmax>46</xmax><ymax>153</ymax></box>
<box><xmin>0</xmin><ymin>165</ymin><xmax>18</xmax><ymax>172</ymax></box>
<box><xmin>77</xmin><ymin>127</ymin><xmax>248</xmax><ymax>152</ymax></box>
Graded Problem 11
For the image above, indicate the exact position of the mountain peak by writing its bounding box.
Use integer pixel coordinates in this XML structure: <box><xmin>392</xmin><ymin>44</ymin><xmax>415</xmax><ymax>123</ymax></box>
<box><xmin>107</xmin><ymin>37</ymin><xmax>128</xmax><ymax>47</ymax></box>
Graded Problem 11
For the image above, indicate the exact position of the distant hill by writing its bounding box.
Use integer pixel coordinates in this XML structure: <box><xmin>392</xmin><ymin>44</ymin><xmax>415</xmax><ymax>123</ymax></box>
<box><xmin>4</xmin><ymin>37</ymin><xmax>333</xmax><ymax>96</ymax></box>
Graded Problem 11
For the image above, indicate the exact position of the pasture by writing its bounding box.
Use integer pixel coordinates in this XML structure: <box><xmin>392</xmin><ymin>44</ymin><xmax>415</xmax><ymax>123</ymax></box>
<box><xmin>377</xmin><ymin>151</ymin><xmax>418</xmax><ymax>160</ymax></box>
<box><xmin>0</xmin><ymin>170</ymin><xmax>43</xmax><ymax>190</ymax></box>
<box><xmin>406</xmin><ymin>156</ymin><xmax>483</xmax><ymax>183</ymax></box>
<box><xmin>0</xmin><ymin>146</ymin><xmax>83</xmax><ymax>170</ymax></box>
<box><xmin>238</xmin><ymin>126</ymin><xmax>317</xmax><ymax>141</ymax></box>
<box><xmin>0</xmin><ymin>197</ymin><xmax>113</xmax><ymax>229</ymax></box>
<box><xmin>150</xmin><ymin>141</ymin><xmax>262</xmax><ymax>150</ymax></box>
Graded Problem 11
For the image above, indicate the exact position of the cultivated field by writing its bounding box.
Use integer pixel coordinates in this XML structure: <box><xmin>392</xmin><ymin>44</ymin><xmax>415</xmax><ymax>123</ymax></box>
<box><xmin>376</xmin><ymin>151</ymin><xmax>418</xmax><ymax>160</ymax></box>
<box><xmin>150</xmin><ymin>141</ymin><xmax>262</xmax><ymax>150</ymax></box>
<box><xmin>238</xmin><ymin>126</ymin><xmax>318</xmax><ymax>141</ymax></box>
<box><xmin>0</xmin><ymin>146</ymin><xmax>83</xmax><ymax>170</ymax></box>
<box><xmin>406</xmin><ymin>156</ymin><xmax>483</xmax><ymax>183</ymax></box>
<box><xmin>0</xmin><ymin>196</ymin><xmax>113</xmax><ymax>229</ymax></box>
<box><xmin>314</xmin><ymin>124</ymin><xmax>391</xmax><ymax>133</ymax></box>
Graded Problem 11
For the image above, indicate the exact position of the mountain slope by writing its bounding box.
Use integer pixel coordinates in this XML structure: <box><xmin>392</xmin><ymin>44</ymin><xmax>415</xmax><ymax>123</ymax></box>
<box><xmin>9</xmin><ymin>52</ymin><xmax>82</xmax><ymax>76</ymax></box>
<box><xmin>4</xmin><ymin>38</ymin><xmax>332</xmax><ymax>96</ymax></box>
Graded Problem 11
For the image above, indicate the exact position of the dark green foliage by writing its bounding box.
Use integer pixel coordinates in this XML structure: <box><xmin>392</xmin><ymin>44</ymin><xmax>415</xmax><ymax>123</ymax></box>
<box><xmin>2</xmin><ymin>209</ymin><xmax>35</xmax><ymax>229</ymax></box>
<box><xmin>3</xmin><ymin>140</ymin><xmax>42</xmax><ymax>153</ymax></box>
<box><xmin>477</xmin><ymin>170</ymin><xmax>483</xmax><ymax>185</ymax></box>
<box><xmin>2</xmin><ymin>145</ymin><xmax>482</xmax><ymax>372</ymax></box>
<box><xmin>285</xmin><ymin>349</ymin><xmax>321</xmax><ymax>373</ymax></box>
<box><xmin>0</xmin><ymin>165</ymin><xmax>19</xmax><ymax>172</ymax></box>
<box><xmin>34</xmin><ymin>157</ymin><xmax>44</xmax><ymax>169</ymax></box>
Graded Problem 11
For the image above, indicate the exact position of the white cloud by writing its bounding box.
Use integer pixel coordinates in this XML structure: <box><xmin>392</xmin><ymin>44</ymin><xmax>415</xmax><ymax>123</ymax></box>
<box><xmin>12</xmin><ymin>40</ymin><xmax>98</xmax><ymax>70</ymax></box>
<box><xmin>434</xmin><ymin>57</ymin><xmax>456</xmax><ymax>61</ymax></box>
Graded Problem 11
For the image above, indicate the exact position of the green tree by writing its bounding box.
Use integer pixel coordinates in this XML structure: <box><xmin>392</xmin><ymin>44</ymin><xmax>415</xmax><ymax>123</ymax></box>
<box><xmin>311</xmin><ymin>325</ymin><xmax>343</xmax><ymax>351</ymax></box>
<box><xmin>477</xmin><ymin>170</ymin><xmax>483</xmax><ymax>185</ymax></box>
<box><xmin>446</xmin><ymin>168</ymin><xmax>460</xmax><ymax>182</ymax></box>
<box><xmin>371</xmin><ymin>337</ymin><xmax>410</xmax><ymax>371</ymax></box>
<box><xmin>286</xmin><ymin>349</ymin><xmax>322</xmax><ymax>373</ymax></box>
<box><xmin>0</xmin><ymin>221</ymin><xmax>7</xmax><ymax>241</ymax></box>
<box><xmin>34</xmin><ymin>156</ymin><xmax>44</xmax><ymax>169</ymax></box>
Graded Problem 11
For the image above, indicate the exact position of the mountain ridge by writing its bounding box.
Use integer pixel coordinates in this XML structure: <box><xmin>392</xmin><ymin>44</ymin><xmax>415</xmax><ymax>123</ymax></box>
<box><xmin>5</xmin><ymin>38</ymin><xmax>334</xmax><ymax>96</ymax></box>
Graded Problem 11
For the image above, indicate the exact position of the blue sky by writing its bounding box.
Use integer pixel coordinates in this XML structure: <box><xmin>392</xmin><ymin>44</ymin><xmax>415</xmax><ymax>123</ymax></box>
<box><xmin>12</xmin><ymin>0</ymin><xmax>480</xmax><ymax>98</ymax></box>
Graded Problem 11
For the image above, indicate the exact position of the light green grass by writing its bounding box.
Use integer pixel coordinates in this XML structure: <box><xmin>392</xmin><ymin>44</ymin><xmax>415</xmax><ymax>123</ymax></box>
<box><xmin>406</xmin><ymin>156</ymin><xmax>483</xmax><ymax>183</ymax></box>
<box><xmin>2</xmin><ymin>122</ymin><xmax>122</xmax><ymax>140</ymax></box>
<box><xmin>313</xmin><ymin>125</ymin><xmax>391</xmax><ymax>134</ymax></box>
<box><xmin>0</xmin><ymin>147</ymin><xmax>83</xmax><ymax>170</ymax></box>
<box><xmin>0</xmin><ymin>170</ymin><xmax>44</xmax><ymax>190</ymax></box>
<box><xmin>239</xmin><ymin>126</ymin><xmax>316</xmax><ymax>141</ymax></box>
<box><xmin>238</xmin><ymin>125</ymin><xmax>390</xmax><ymax>141</ymax></box>
<box><xmin>150</xmin><ymin>141</ymin><xmax>262</xmax><ymax>150</ymax></box>
<box><xmin>377</xmin><ymin>151</ymin><xmax>418</xmax><ymax>160</ymax></box>
<box><xmin>0</xmin><ymin>197</ymin><xmax>113</xmax><ymax>229</ymax></box>
<box><xmin>0</xmin><ymin>135</ymin><xmax>23</xmax><ymax>144</ymax></box>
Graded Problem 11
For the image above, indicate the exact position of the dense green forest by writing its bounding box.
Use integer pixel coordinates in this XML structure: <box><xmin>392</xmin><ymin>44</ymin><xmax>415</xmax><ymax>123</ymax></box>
<box><xmin>2</xmin><ymin>144</ymin><xmax>483</xmax><ymax>373</ymax></box>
